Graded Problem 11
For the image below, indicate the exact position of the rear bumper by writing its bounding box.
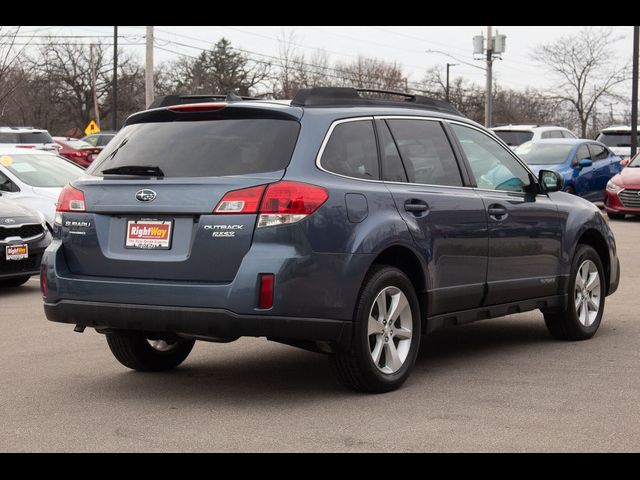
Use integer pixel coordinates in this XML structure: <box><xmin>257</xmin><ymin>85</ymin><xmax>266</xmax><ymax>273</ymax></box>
<box><xmin>44</xmin><ymin>299</ymin><xmax>352</xmax><ymax>347</ymax></box>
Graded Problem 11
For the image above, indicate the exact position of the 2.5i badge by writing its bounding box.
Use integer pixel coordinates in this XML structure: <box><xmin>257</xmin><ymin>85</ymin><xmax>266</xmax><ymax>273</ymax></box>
<box><xmin>204</xmin><ymin>224</ymin><xmax>244</xmax><ymax>238</ymax></box>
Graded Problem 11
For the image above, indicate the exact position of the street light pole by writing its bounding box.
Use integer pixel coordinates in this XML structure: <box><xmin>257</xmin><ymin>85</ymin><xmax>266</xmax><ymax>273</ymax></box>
<box><xmin>145</xmin><ymin>26</ymin><xmax>154</xmax><ymax>109</ymax></box>
<box><xmin>446</xmin><ymin>63</ymin><xmax>457</xmax><ymax>103</ymax></box>
<box><xmin>485</xmin><ymin>26</ymin><xmax>493</xmax><ymax>128</ymax></box>
<box><xmin>112</xmin><ymin>25</ymin><xmax>118</xmax><ymax>131</ymax></box>
<box><xmin>631</xmin><ymin>26</ymin><xmax>639</xmax><ymax>159</ymax></box>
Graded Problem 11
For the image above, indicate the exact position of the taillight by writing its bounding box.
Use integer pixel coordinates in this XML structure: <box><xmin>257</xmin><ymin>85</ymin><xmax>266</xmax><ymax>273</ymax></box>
<box><xmin>168</xmin><ymin>103</ymin><xmax>227</xmax><ymax>112</ymax></box>
<box><xmin>257</xmin><ymin>181</ymin><xmax>328</xmax><ymax>228</ymax></box>
<box><xmin>56</xmin><ymin>184</ymin><xmax>86</xmax><ymax>213</ymax></box>
<box><xmin>16</xmin><ymin>145</ymin><xmax>35</xmax><ymax>149</ymax></box>
<box><xmin>214</xmin><ymin>185</ymin><xmax>267</xmax><ymax>214</ymax></box>
<box><xmin>258</xmin><ymin>274</ymin><xmax>274</xmax><ymax>309</ymax></box>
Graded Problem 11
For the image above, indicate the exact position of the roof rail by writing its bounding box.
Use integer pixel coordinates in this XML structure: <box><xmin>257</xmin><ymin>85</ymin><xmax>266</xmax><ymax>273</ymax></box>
<box><xmin>291</xmin><ymin>87</ymin><xmax>463</xmax><ymax>116</ymax></box>
<box><xmin>148</xmin><ymin>93</ymin><xmax>259</xmax><ymax>109</ymax></box>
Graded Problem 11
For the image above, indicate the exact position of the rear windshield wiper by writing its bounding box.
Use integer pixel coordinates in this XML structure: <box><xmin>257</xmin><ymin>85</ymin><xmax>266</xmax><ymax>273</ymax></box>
<box><xmin>101</xmin><ymin>165</ymin><xmax>165</xmax><ymax>177</ymax></box>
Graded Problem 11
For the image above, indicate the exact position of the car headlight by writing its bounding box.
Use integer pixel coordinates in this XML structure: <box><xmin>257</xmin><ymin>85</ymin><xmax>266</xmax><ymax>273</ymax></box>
<box><xmin>606</xmin><ymin>180</ymin><xmax>623</xmax><ymax>193</ymax></box>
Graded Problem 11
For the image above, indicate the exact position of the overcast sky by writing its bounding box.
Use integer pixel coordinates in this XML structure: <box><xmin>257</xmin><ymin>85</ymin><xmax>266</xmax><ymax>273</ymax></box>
<box><xmin>16</xmin><ymin>26</ymin><xmax>635</xmax><ymax>95</ymax></box>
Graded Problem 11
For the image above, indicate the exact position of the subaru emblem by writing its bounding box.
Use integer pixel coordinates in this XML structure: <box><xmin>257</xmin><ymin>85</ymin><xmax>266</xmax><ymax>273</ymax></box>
<box><xmin>4</xmin><ymin>218</ymin><xmax>15</xmax><ymax>224</ymax></box>
<box><xmin>135</xmin><ymin>189</ymin><xmax>157</xmax><ymax>202</ymax></box>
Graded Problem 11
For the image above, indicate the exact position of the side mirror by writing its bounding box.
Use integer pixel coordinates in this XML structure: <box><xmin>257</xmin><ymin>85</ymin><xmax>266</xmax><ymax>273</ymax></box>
<box><xmin>620</xmin><ymin>159</ymin><xmax>630</xmax><ymax>168</ymax></box>
<box><xmin>577</xmin><ymin>158</ymin><xmax>593</xmax><ymax>169</ymax></box>
<box><xmin>539</xmin><ymin>170</ymin><xmax>563</xmax><ymax>193</ymax></box>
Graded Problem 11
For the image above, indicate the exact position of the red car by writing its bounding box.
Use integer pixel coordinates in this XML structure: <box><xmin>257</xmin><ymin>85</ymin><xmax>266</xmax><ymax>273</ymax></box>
<box><xmin>604</xmin><ymin>152</ymin><xmax>640</xmax><ymax>219</ymax></box>
<box><xmin>53</xmin><ymin>137</ymin><xmax>101</xmax><ymax>168</ymax></box>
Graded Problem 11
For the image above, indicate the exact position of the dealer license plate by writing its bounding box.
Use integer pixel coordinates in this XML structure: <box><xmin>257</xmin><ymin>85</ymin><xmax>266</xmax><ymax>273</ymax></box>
<box><xmin>125</xmin><ymin>220</ymin><xmax>173</xmax><ymax>250</ymax></box>
<box><xmin>6</xmin><ymin>244</ymin><xmax>28</xmax><ymax>261</ymax></box>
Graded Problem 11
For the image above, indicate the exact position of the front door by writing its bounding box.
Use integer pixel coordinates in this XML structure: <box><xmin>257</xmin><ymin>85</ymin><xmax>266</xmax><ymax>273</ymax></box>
<box><xmin>449</xmin><ymin>122</ymin><xmax>563</xmax><ymax>306</ymax></box>
<box><xmin>377</xmin><ymin>118</ymin><xmax>488</xmax><ymax>315</ymax></box>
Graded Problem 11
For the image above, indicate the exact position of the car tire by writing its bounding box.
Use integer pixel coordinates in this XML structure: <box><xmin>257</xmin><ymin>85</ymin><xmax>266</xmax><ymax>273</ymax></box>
<box><xmin>106</xmin><ymin>331</ymin><xmax>195</xmax><ymax>372</ymax></box>
<box><xmin>330</xmin><ymin>265</ymin><xmax>421</xmax><ymax>393</ymax></box>
<box><xmin>0</xmin><ymin>276</ymin><xmax>30</xmax><ymax>288</ymax></box>
<box><xmin>543</xmin><ymin>245</ymin><xmax>605</xmax><ymax>341</ymax></box>
<box><xmin>607</xmin><ymin>212</ymin><xmax>625</xmax><ymax>220</ymax></box>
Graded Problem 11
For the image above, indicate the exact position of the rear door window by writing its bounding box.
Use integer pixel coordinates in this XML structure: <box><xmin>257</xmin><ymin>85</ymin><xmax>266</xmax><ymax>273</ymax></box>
<box><xmin>386</xmin><ymin>119</ymin><xmax>463</xmax><ymax>187</ymax></box>
<box><xmin>320</xmin><ymin>120</ymin><xmax>380</xmax><ymax>180</ymax></box>
<box><xmin>89</xmin><ymin>119</ymin><xmax>301</xmax><ymax>178</ymax></box>
<box><xmin>378</xmin><ymin>121</ymin><xmax>407</xmax><ymax>183</ymax></box>
<box><xmin>588</xmin><ymin>143</ymin><xmax>609</xmax><ymax>161</ymax></box>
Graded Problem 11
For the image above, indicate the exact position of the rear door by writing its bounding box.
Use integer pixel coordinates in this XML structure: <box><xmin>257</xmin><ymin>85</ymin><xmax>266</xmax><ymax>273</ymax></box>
<box><xmin>378</xmin><ymin>117</ymin><xmax>488</xmax><ymax>315</ymax></box>
<box><xmin>572</xmin><ymin>143</ymin><xmax>596</xmax><ymax>199</ymax></box>
<box><xmin>61</xmin><ymin>109</ymin><xmax>301</xmax><ymax>283</ymax></box>
<box><xmin>588</xmin><ymin>143</ymin><xmax>618</xmax><ymax>201</ymax></box>
<box><xmin>448</xmin><ymin>122</ymin><xmax>563</xmax><ymax>305</ymax></box>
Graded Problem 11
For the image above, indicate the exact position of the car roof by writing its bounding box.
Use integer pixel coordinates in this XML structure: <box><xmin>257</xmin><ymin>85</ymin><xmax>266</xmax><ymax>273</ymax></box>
<box><xmin>0</xmin><ymin>147</ymin><xmax>57</xmax><ymax>156</ymax></box>
<box><xmin>492</xmin><ymin>125</ymin><xmax>570</xmax><ymax>132</ymax></box>
<box><xmin>0</xmin><ymin>126</ymin><xmax>48</xmax><ymax>133</ymax></box>
<box><xmin>522</xmin><ymin>138</ymin><xmax>595</xmax><ymax>146</ymax></box>
<box><xmin>599</xmin><ymin>125</ymin><xmax>640</xmax><ymax>133</ymax></box>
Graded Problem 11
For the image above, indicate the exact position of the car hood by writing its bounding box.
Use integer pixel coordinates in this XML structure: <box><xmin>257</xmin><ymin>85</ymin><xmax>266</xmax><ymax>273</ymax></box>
<box><xmin>0</xmin><ymin>197</ymin><xmax>41</xmax><ymax>223</ymax></box>
<box><xmin>610</xmin><ymin>166</ymin><xmax>640</xmax><ymax>189</ymax></box>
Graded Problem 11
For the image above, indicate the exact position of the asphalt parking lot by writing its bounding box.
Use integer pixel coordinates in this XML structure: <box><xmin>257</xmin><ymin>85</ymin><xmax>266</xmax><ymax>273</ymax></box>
<box><xmin>1</xmin><ymin>217</ymin><xmax>639</xmax><ymax>452</ymax></box>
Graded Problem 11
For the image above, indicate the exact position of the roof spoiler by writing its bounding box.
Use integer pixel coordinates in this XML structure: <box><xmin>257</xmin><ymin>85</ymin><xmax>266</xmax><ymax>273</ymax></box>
<box><xmin>148</xmin><ymin>93</ymin><xmax>259</xmax><ymax>109</ymax></box>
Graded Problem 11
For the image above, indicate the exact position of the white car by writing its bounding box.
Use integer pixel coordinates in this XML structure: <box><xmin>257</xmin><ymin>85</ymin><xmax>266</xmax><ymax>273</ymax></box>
<box><xmin>0</xmin><ymin>126</ymin><xmax>58</xmax><ymax>152</ymax></box>
<box><xmin>0</xmin><ymin>149</ymin><xmax>87</xmax><ymax>228</ymax></box>
<box><xmin>491</xmin><ymin>124</ymin><xmax>577</xmax><ymax>150</ymax></box>
<box><xmin>595</xmin><ymin>125</ymin><xmax>640</xmax><ymax>160</ymax></box>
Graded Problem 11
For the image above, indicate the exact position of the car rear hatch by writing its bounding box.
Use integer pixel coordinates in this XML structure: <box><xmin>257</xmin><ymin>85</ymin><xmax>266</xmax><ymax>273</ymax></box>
<box><xmin>59</xmin><ymin>102</ymin><xmax>302</xmax><ymax>283</ymax></box>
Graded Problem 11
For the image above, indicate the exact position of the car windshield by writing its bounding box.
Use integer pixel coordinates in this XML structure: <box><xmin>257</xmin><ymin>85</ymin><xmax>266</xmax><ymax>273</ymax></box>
<box><xmin>596</xmin><ymin>132</ymin><xmax>634</xmax><ymax>148</ymax></box>
<box><xmin>514</xmin><ymin>142</ymin><xmax>575</xmax><ymax>165</ymax></box>
<box><xmin>493</xmin><ymin>130</ymin><xmax>534</xmax><ymax>146</ymax></box>
<box><xmin>0</xmin><ymin>153</ymin><xmax>85</xmax><ymax>187</ymax></box>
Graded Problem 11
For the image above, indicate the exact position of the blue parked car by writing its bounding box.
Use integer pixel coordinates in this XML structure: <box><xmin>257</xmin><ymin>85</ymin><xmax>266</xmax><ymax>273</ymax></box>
<box><xmin>514</xmin><ymin>139</ymin><xmax>622</xmax><ymax>202</ymax></box>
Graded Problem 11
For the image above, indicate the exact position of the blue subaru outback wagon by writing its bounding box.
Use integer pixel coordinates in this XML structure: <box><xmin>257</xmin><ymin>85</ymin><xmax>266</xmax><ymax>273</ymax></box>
<box><xmin>42</xmin><ymin>88</ymin><xmax>620</xmax><ymax>392</ymax></box>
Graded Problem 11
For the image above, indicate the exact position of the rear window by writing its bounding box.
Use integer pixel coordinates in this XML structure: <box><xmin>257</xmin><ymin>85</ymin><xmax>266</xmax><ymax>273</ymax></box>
<box><xmin>88</xmin><ymin>120</ymin><xmax>300</xmax><ymax>177</ymax></box>
<box><xmin>0</xmin><ymin>131</ymin><xmax>54</xmax><ymax>143</ymax></box>
<box><xmin>493</xmin><ymin>130</ymin><xmax>533</xmax><ymax>147</ymax></box>
<box><xmin>596</xmin><ymin>132</ymin><xmax>632</xmax><ymax>147</ymax></box>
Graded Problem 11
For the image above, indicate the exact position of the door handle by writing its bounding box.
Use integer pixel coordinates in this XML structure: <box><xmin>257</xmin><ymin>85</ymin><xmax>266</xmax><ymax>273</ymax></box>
<box><xmin>404</xmin><ymin>200</ymin><xmax>428</xmax><ymax>214</ymax></box>
<box><xmin>487</xmin><ymin>204</ymin><xmax>508</xmax><ymax>221</ymax></box>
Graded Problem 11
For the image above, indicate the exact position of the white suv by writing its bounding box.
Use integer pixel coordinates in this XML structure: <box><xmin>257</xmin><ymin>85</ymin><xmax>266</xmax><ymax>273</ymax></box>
<box><xmin>0</xmin><ymin>126</ymin><xmax>57</xmax><ymax>152</ymax></box>
<box><xmin>491</xmin><ymin>124</ymin><xmax>577</xmax><ymax>150</ymax></box>
<box><xmin>595</xmin><ymin>126</ymin><xmax>640</xmax><ymax>160</ymax></box>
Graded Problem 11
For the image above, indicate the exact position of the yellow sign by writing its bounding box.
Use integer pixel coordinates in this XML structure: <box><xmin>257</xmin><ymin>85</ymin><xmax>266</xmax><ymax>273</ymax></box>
<box><xmin>0</xmin><ymin>155</ymin><xmax>12</xmax><ymax>167</ymax></box>
<box><xmin>84</xmin><ymin>120</ymin><xmax>100</xmax><ymax>136</ymax></box>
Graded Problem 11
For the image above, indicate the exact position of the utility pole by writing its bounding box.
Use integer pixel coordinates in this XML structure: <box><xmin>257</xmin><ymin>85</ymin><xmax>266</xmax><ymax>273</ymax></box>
<box><xmin>485</xmin><ymin>26</ymin><xmax>493</xmax><ymax>128</ymax></box>
<box><xmin>631</xmin><ymin>26</ymin><xmax>639</xmax><ymax>159</ymax></box>
<box><xmin>445</xmin><ymin>63</ymin><xmax>457</xmax><ymax>103</ymax></box>
<box><xmin>473</xmin><ymin>28</ymin><xmax>505</xmax><ymax>128</ymax></box>
<box><xmin>145</xmin><ymin>26</ymin><xmax>154</xmax><ymax>108</ymax></box>
<box><xmin>112</xmin><ymin>26</ymin><xmax>118</xmax><ymax>131</ymax></box>
<box><xmin>90</xmin><ymin>44</ymin><xmax>100</xmax><ymax>127</ymax></box>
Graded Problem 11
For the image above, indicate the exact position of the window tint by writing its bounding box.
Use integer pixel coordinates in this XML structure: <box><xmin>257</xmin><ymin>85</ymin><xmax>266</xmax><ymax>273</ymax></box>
<box><xmin>588</xmin><ymin>143</ymin><xmax>609</xmax><ymax>161</ymax></box>
<box><xmin>596</xmin><ymin>132</ymin><xmax>632</xmax><ymax>147</ymax></box>
<box><xmin>89</xmin><ymin>119</ymin><xmax>300</xmax><ymax>178</ymax></box>
<box><xmin>386</xmin><ymin>119</ymin><xmax>462</xmax><ymax>186</ymax></box>
<box><xmin>561</xmin><ymin>130</ymin><xmax>576</xmax><ymax>138</ymax></box>
<box><xmin>321</xmin><ymin>120</ymin><xmax>379</xmax><ymax>180</ymax></box>
<box><xmin>97</xmin><ymin>135</ymin><xmax>115</xmax><ymax>147</ymax></box>
<box><xmin>0</xmin><ymin>133</ymin><xmax>19</xmax><ymax>143</ymax></box>
<box><xmin>574</xmin><ymin>145</ymin><xmax>591</xmax><ymax>165</ymax></box>
<box><xmin>0</xmin><ymin>171</ymin><xmax>13</xmax><ymax>191</ymax></box>
<box><xmin>378</xmin><ymin>121</ymin><xmax>407</xmax><ymax>182</ymax></box>
<box><xmin>541</xmin><ymin>131</ymin><xmax>553</xmax><ymax>139</ymax></box>
<box><xmin>82</xmin><ymin>136</ymin><xmax>98</xmax><ymax>146</ymax></box>
<box><xmin>451</xmin><ymin>123</ymin><xmax>531</xmax><ymax>193</ymax></box>
<box><xmin>19</xmin><ymin>132</ymin><xmax>53</xmax><ymax>143</ymax></box>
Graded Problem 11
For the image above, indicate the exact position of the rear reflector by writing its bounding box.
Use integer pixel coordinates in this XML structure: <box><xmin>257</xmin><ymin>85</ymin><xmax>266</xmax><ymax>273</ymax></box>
<box><xmin>56</xmin><ymin>184</ymin><xmax>86</xmax><ymax>213</ymax></box>
<box><xmin>214</xmin><ymin>185</ymin><xmax>267</xmax><ymax>214</ymax></box>
<box><xmin>168</xmin><ymin>102</ymin><xmax>227</xmax><ymax>112</ymax></box>
<box><xmin>40</xmin><ymin>263</ymin><xmax>47</xmax><ymax>297</ymax></box>
<box><xmin>259</xmin><ymin>274</ymin><xmax>274</xmax><ymax>309</ymax></box>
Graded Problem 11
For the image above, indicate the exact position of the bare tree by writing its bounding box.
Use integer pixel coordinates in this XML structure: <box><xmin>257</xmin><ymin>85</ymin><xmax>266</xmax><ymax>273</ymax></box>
<box><xmin>532</xmin><ymin>27</ymin><xmax>629</xmax><ymax>137</ymax></box>
<box><xmin>0</xmin><ymin>26</ymin><xmax>33</xmax><ymax>115</ymax></box>
<box><xmin>335</xmin><ymin>56</ymin><xmax>407</xmax><ymax>91</ymax></box>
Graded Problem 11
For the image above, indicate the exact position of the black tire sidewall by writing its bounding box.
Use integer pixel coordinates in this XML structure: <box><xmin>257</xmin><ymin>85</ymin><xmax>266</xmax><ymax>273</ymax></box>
<box><xmin>353</xmin><ymin>266</ymin><xmax>421</xmax><ymax>389</ymax></box>
<box><xmin>567</xmin><ymin>245</ymin><xmax>606</xmax><ymax>337</ymax></box>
